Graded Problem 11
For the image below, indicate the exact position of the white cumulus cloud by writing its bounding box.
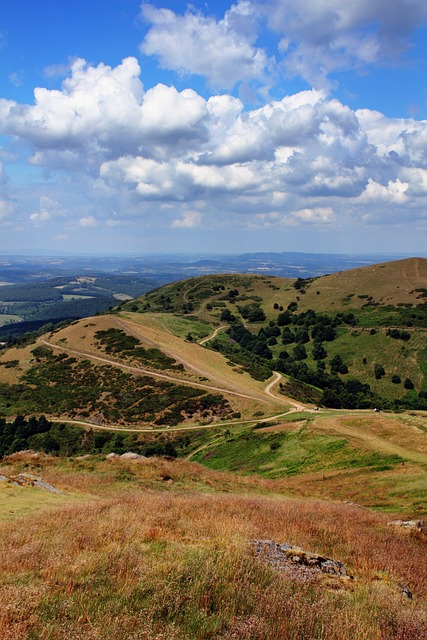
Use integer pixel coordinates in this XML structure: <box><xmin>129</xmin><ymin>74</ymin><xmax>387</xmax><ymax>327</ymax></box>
<box><xmin>171</xmin><ymin>210</ymin><xmax>203</xmax><ymax>228</ymax></box>
<box><xmin>78</xmin><ymin>216</ymin><xmax>98</xmax><ymax>228</ymax></box>
<box><xmin>30</xmin><ymin>196</ymin><xmax>65</xmax><ymax>223</ymax></box>
<box><xmin>140</xmin><ymin>2</ymin><xmax>270</xmax><ymax>90</ymax></box>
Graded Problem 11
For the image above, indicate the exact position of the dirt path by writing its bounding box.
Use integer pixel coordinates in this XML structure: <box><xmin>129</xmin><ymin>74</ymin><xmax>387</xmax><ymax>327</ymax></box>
<box><xmin>264</xmin><ymin>371</ymin><xmax>314</xmax><ymax>412</ymax></box>
<box><xmin>313</xmin><ymin>416</ymin><xmax>427</xmax><ymax>465</ymax></box>
<box><xmin>199</xmin><ymin>325</ymin><xmax>227</xmax><ymax>345</ymax></box>
<box><xmin>110</xmin><ymin>316</ymin><xmax>280</xmax><ymax>404</ymax></box>
<box><xmin>39</xmin><ymin>337</ymin><xmax>269</xmax><ymax>404</ymax></box>
<box><xmin>50</xmin><ymin>409</ymin><xmax>296</xmax><ymax>435</ymax></box>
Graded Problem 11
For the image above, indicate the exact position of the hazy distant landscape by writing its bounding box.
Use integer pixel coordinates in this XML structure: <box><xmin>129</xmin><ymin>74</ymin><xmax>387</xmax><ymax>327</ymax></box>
<box><xmin>0</xmin><ymin>251</ymin><xmax>420</xmax><ymax>337</ymax></box>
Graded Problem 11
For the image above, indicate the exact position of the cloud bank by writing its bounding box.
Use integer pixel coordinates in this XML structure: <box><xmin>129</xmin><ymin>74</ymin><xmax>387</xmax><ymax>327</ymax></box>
<box><xmin>0</xmin><ymin>0</ymin><xmax>426</xmax><ymax>251</ymax></box>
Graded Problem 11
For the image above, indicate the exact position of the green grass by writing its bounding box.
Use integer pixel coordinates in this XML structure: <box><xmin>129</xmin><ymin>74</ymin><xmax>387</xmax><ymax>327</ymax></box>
<box><xmin>151</xmin><ymin>315</ymin><xmax>211</xmax><ymax>340</ymax></box>
<box><xmin>0</xmin><ymin>314</ymin><xmax>22</xmax><ymax>326</ymax></box>
<box><xmin>190</xmin><ymin>423</ymin><xmax>403</xmax><ymax>479</ymax></box>
<box><xmin>0</xmin><ymin>483</ymin><xmax>86</xmax><ymax>521</ymax></box>
<box><xmin>300</xmin><ymin>328</ymin><xmax>427</xmax><ymax>400</ymax></box>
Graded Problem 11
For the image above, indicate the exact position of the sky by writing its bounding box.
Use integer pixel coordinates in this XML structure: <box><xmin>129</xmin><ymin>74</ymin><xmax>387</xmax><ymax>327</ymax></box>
<box><xmin>1</xmin><ymin>0</ymin><xmax>427</xmax><ymax>256</ymax></box>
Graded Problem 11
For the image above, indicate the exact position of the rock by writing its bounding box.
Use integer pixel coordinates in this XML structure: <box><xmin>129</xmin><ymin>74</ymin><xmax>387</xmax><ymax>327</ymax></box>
<box><xmin>106</xmin><ymin>452</ymin><xmax>119</xmax><ymax>459</ymax></box>
<box><xmin>388</xmin><ymin>520</ymin><xmax>427</xmax><ymax>533</ymax></box>
<box><xmin>251</xmin><ymin>540</ymin><xmax>348</xmax><ymax>582</ymax></box>
<box><xmin>2</xmin><ymin>473</ymin><xmax>63</xmax><ymax>493</ymax></box>
<box><xmin>399</xmin><ymin>584</ymin><xmax>413</xmax><ymax>600</ymax></box>
<box><xmin>120</xmin><ymin>451</ymin><xmax>146</xmax><ymax>460</ymax></box>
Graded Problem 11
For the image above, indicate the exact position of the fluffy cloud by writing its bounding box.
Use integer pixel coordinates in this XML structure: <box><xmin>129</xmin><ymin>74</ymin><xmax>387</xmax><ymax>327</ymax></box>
<box><xmin>0</xmin><ymin>57</ymin><xmax>209</xmax><ymax>172</ymax></box>
<box><xmin>171</xmin><ymin>210</ymin><xmax>203</xmax><ymax>229</ymax></box>
<box><xmin>256</xmin><ymin>0</ymin><xmax>427</xmax><ymax>87</ymax></box>
<box><xmin>30</xmin><ymin>196</ymin><xmax>65</xmax><ymax>223</ymax></box>
<box><xmin>140</xmin><ymin>2</ymin><xmax>270</xmax><ymax>90</ymax></box>
<box><xmin>140</xmin><ymin>1</ymin><xmax>427</xmax><ymax>91</ymax></box>
<box><xmin>78</xmin><ymin>216</ymin><xmax>98</xmax><ymax>228</ymax></box>
<box><xmin>1</xmin><ymin>57</ymin><xmax>427</xmax><ymax>234</ymax></box>
<box><xmin>358</xmin><ymin>178</ymin><xmax>409</xmax><ymax>204</ymax></box>
<box><xmin>291</xmin><ymin>207</ymin><xmax>336</xmax><ymax>224</ymax></box>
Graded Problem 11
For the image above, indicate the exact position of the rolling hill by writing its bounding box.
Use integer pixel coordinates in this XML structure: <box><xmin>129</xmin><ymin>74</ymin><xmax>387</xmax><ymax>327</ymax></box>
<box><xmin>120</xmin><ymin>257</ymin><xmax>427</xmax><ymax>406</ymax></box>
<box><xmin>0</xmin><ymin>256</ymin><xmax>426</xmax><ymax>508</ymax></box>
<box><xmin>1</xmin><ymin>258</ymin><xmax>427</xmax><ymax>638</ymax></box>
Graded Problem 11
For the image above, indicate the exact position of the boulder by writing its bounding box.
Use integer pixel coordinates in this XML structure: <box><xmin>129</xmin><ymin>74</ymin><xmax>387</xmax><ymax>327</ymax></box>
<box><xmin>388</xmin><ymin>520</ymin><xmax>427</xmax><ymax>533</ymax></box>
<box><xmin>251</xmin><ymin>539</ymin><xmax>348</xmax><ymax>582</ymax></box>
<box><xmin>120</xmin><ymin>451</ymin><xmax>146</xmax><ymax>460</ymax></box>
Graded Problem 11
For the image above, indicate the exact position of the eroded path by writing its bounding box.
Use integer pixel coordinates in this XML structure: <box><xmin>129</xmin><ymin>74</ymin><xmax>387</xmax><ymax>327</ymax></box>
<box><xmin>40</xmin><ymin>337</ymin><xmax>270</xmax><ymax>404</ymax></box>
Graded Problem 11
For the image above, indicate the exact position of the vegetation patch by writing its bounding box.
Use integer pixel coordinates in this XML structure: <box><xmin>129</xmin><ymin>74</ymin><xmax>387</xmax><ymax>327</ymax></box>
<box><xmin>191</xmin><ymin>425</ymin><xmax>403</xmax><ymax>479</ymax></box>
<box><xmin>94</xmin><ymin>327</ymin><xmax>184</xmax><ymax>371</ymax></box>
<box><xmin>0</xmin><ymin>349</ymin><xmax>232</xmax><ymax>426</ymax></box>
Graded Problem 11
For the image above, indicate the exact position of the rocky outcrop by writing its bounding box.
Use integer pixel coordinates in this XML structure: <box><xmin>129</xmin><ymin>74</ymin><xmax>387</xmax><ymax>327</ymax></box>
<box><xmin>106</xmin><ymin>451</ymin><xmax>147</xmax><ymax>460</ymax></box>
<box><xmin>388</xmin><ymin>520</ymin><xmax>427</xmax><ymax>533</ymax></box>
<box><xmin>0</xmin><ymin>472</ymin><xmax>63</xmax><ymax>494</ymax></box>
<box><xmin>251</xmin><ymin>539</ymin><xmax>348</xmax><ymax>582</ymax></box>
<box><xmin>120</xmin><ymin>451</ymin><xmax>147</xmax><ymax>460</ymax></box>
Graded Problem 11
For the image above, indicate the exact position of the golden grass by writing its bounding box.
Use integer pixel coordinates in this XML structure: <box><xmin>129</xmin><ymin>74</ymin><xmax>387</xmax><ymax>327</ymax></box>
<box><xmin>0</xmin><ymin>454</ymin><xmax>426</xmax><ymax>639</ymax></box>
<box><xmin>296</xmin><ymin>257</ymin><xmax>427</xmax><ymax>313</ymax></box>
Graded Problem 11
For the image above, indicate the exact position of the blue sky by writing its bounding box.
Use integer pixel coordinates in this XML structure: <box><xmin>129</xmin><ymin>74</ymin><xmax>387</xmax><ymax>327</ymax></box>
<box><xmin>1</xmin><ymin>0</ymin><xmax>427</xmax><ymax>255</ymax></box>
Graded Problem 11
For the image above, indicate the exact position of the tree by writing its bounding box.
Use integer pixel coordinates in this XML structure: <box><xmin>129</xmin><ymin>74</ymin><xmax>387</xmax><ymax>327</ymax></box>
<box><xmin>220</xmin><ymin>308</ymin><xmax>236</xmax><ymax>322</ymax></box>
<box><xmin>404</xmin><ymin>378</ymin><xmax>414</xmax><ymax>390</ymax></box>
<box><xmin>277</xmin><ymin>311</ymin><xmax>292</xmax><ymax>326</ymax></box>
<box><xmin>281</xmin><ymin>327</ymin><xmax>295</xmax><ymax>345</ymax></box>
<box><xmin>293</xmin><ymin>344</ymin><xmax>307</xmax><ymax>360</ymax></box>
<box><xmin>312</xmin><ymin>342</ymin><xmax>327</xmax><ymax>360</ymax></box>
<box><xmin>374</xmin><ymin>364</ymin><xmax>385</xmax><ymax>380</ymax></box>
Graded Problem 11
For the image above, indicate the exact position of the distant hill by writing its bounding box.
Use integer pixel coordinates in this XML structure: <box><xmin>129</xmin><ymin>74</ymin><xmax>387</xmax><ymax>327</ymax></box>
<box><xmin>121</xmin><ymin>258</ymin><xmax>427</xmax><ymax>407</ymax></box>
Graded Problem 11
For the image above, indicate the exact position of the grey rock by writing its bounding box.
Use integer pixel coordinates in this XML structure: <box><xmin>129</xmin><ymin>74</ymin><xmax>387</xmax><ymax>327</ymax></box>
<box><xmin>120</xmin><ymin>451</ymin><xmax>147</xmax><ymax>460</ymax></box>
<box><xmin>388</xmin><ymin>520</ymin><xmax>427</xmax><ymax>533</ymax></box>
<box><xmin>251</xmin><ymin>539</ymin><xmax>348</xmax><ymax>581</ymax></box>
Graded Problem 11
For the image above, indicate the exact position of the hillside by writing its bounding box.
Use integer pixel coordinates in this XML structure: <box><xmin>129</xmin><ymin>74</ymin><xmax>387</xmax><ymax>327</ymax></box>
<box><xmin>0</xmin><ymin>257</ymin><xmax>426</xmax><ymax>510</ymax></box>
<box><xmin>120</xmin><ymin>257</ymin><xmax>427</xmax><ymax>407</ymax></box>
<box><xmin>1</xmin><ymin>258</ymin><xmax>427</xmax><ymax>638</ymax></box>
<box><xmin>0</xmin><ymin>451</ymin><xmax>426</xmax><ymax>639</ymax></box>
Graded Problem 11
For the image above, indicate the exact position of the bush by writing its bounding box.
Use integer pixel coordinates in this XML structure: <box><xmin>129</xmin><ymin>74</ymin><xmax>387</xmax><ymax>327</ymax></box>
<box><xmin>374</xmin><ymin>364</ymin><xmax>385</xmax><ymax>380</ymax></box>
<box><xmin>391</xmin><ymin>374</ymin><xmax>401</xmax><ymax>384</ymax></box>
<box><xmin>403</xmin><ymin>378</ymin><xmax>414</xmax><ymax>390</ymax></box>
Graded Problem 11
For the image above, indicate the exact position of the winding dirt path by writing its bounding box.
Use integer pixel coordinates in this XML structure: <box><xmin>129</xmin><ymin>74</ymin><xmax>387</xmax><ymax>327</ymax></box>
<box><xmin>39</xmin><ymin>337</ymin><xmax>270</xmax><ymax>403</ymax></box>
<box><xmin>50</xmin><ymin>408</ymin><xmax>295</xmax><ymax>435</ymax></box>
<box><xmin>110</xmin><ymin>316</ymin><xmax>274</xmax><ymax>403</ymax></box>
<box><xmin>199</xmin><ymin>325</ymin><xmax>227</xmax><ymax>345</ymax></box>
<box><xmin>264</xmin><ymin>371</ymin><xmax>314</xmax><ymax>412</ymax></box>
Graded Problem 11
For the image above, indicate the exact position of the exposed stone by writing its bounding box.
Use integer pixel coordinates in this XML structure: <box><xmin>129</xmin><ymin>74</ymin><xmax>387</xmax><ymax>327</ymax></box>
<box><xmin>120</xmin><ymin>451</ymin><xmax>147</xmax><ymax>460</ymax></box>
<box><xmin>399</xmin><ymin>584</ymin><xmax>413</xmax><ymax>600</ymax></box>
<box><xmin>251</xmin><ymin>539</ymin><xmax>348</xmax><ymax>582</ymax></box>
<box><xmin>388</xmin><ymin>520</ymin><xmax>427</xmax><ymax>533</ymax></box>
<box><xmin>106</xmin><ymin>452</ymin><xmax>119</xmax><ymax>459</ymax></box>
<box><xmin>0</xmin><ymin>473</ymin><xmax>63</xmax><ymax>493</ymax></box>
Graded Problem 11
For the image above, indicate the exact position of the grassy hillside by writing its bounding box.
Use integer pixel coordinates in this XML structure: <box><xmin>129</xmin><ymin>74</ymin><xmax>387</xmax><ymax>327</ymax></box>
<box><xmin>1</xmin><ymin>258</ymin><xmax>427</xmax><ymax>638</ymax></box>
<box><xmin>120</xmin><ymin>258</ymin><xmax>427</xmax><ymax>406</ymax></box>
<box><xmin>0</xmin><ymin>452</ymin><xmax>426</xmax><ymax>639</ymax></box>
<box><xmin>0</xmin><ymin>314</ymin><xmax>283</xmax><ymax>427</ymax></box>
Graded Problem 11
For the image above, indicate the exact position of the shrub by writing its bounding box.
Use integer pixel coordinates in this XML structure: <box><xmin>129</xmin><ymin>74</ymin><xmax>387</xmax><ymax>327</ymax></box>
<box><xmin>374</xmin><ymin>364</ymin><xmax>385</xmax><ymax>380</ymax></box>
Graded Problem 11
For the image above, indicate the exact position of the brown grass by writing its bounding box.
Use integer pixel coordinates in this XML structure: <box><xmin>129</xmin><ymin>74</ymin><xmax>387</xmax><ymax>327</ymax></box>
<box><xmin>0</xmin><ymin>454</ymin><xmax>426</xmax><ymax>639</ymax></box>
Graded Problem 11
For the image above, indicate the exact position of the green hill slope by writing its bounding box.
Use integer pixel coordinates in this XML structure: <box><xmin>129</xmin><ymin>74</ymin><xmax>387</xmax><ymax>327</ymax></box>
<box><xmin>120</xmin><ymin>258</ymin><xmax>427</xmax><ymax>408</ymax></box>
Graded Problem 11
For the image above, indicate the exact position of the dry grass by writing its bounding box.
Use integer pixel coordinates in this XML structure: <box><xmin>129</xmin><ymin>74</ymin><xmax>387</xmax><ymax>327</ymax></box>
<box><xmin>1</xmin><ymin>454</ymin><xmax>426</xmax><ymax>639</ymax></box>
<box><xmin>295</xmin><ymin>257</ymin><xmax>427</xmax><ymax>313</ymax></box>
